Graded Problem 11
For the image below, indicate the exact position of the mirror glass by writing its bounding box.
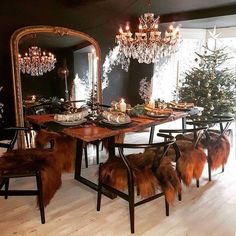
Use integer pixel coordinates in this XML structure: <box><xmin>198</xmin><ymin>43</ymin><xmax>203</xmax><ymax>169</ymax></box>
<box><xmin>11</xmin><ymin>26</ymin><xmax>102</xmax><ymax>137</ymax></box>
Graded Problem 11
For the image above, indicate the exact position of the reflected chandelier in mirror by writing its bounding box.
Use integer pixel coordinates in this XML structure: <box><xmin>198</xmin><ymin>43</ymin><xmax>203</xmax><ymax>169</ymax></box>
<box><xmin>19</xmin><ymin>45</ymin><xmax>57</xmax><ymax>76</ymax></box>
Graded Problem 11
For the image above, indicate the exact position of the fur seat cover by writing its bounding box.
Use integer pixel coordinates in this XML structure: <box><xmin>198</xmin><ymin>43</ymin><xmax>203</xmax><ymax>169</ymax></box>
<box><xmin>100</xmin><ymin>148</ymin><xmax>181</xmax><ymax>204</ymax></box>
<box><xmin>167</xmin><ymin>140</ymin><xmax>207</xmax><ymax>186</ymax></box>
<box><xmin>176</xmin><ymin>130</ymin><xmax>230</xmax><ymax>172</ymax></box>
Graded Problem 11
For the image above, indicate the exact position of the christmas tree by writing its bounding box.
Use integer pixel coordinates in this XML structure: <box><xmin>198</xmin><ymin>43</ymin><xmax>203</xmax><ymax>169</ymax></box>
<box><xmin>179</xmin><ymin>28</ymin><xmax>236</xmax><ymax>119</ymax></box>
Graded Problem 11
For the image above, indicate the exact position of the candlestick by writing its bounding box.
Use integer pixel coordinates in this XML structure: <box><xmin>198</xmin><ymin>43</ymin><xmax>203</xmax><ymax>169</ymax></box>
<box><xmin>148</xmin><ymin>99</ymin><xmax>155</xmax><ymax>109</ymax></box>
<box><xmin>119</xmin><ymin>98</ymin><xmax>126</xmax><ymax>112</ymax></box>
<box><xmin>91</xmin><ymin>49</ymin><xmax>95</xmax><ymax>101</ymax></box>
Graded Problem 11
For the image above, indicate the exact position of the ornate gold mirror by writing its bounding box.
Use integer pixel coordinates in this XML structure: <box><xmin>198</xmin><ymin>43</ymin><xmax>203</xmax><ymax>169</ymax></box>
<box><xmin>10</xmin><ymin>25</ymin><xmax>102</xmax><ymax>145</ymax></box>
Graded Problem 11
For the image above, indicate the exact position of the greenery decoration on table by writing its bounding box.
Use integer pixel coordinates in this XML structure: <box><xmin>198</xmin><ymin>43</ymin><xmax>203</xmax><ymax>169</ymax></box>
<box><xmin>130</xmin><ymin>104</ymin><xmax>146</xmax><ymax>116</ymax></box>
<box><xmin>178</xmin><ymin>27</ymin><xmax>236</xmax><ymax>120</ymax></box>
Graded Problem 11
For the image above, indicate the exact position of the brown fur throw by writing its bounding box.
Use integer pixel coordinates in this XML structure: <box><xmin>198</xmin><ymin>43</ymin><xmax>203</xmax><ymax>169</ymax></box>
<box><xmin>102</xmin><ymin>133</ymin><xmax>125</xmax><ymax>153</ymax></box>
<box><xmin>178</xmin><ymin>131</ymin><xmax>231</xmax><ymax>171</ymax></box>
<box><xmin>100</xmin><ymin>148</ymin><xmax>181</xmax><ymax>204</ymax></box>
<box><xmin>0</xmin><ymin>148</ymin><xmax>61</xmax><ymax>207</ymax></box>
<box><xmin>166</xmin><ymin>140</ymin><xmax>207</xmax><ymax>186</ymax></box>
<box><xmin>35</xmin><ymin>129</ymin><xmax>76</xmax><ymax>172</ymax></box>
<box><xmin>202</xmin><ymin>132</ymin><xmax>230</xmax><ymax>170</ymax></box>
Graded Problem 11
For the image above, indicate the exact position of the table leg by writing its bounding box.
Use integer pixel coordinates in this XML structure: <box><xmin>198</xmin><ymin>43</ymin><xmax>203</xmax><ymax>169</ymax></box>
<box><xmin>149</xmin><ymin>126</ymin><xmax>155</xmax><ymax>144</ymax></box>
<box><xmin>74</xmin><ymin>139</ymin><xmax>83</xmax><ymax>179</ymax></box>
<box><xmin>74</xmin><ymin>138</ymin><xmax>116</xmax><ymax>198</ymax></box>
<box><xmin>108</xmin><ymin>136</ymin><xmax>115</xmax><ymax>158</ymax></box>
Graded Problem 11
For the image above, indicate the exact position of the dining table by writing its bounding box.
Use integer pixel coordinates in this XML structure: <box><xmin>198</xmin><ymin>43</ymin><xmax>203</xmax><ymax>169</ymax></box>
<box><xmin>26</xmin><ymin>111</ymin><xmax>187</xmax><ymax>195</ymax></box>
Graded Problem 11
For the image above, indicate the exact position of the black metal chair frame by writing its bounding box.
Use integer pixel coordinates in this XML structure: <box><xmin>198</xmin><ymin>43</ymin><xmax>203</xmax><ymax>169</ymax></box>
<box><xmin>159</xmin><ymin>125</ymin><xmax>208</xmax><ymax>187</ymax></box>
<box><xmin>0</xmin><ymin>127</ymin><xmax>45</xmax><ymax>224</ymax></box>
<box><xmin>97</xmin><ymin>133</ymin><xmax>176</xmax><ymax>234</ymax></box>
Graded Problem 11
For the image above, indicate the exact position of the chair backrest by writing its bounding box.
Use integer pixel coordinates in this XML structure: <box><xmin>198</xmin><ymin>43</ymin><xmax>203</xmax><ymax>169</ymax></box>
<box><xmin>187</xmin><ymin>115</ymin><xmax>234</xmax><ymax>135</ymax></box>
<box><xmin>159</xmin><ymin>125</ymin><xmax>208</xmax><ymax>148</ymax></box>
<box><xmin>112</xmin><ymin>133</ymin><xmax>176</xmax><ymax>171</ymax></box>
<box><xmin>0</xmin><ymin>127</ymin><xmax>31</xmax><ymax>152</ymax></box>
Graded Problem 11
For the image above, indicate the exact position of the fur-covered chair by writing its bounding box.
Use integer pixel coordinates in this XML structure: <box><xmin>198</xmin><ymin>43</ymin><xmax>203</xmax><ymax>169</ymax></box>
<box><xmin>0</xmin><ymin>128</ymin><xmax>76</xmax><ymax>224</ymax></box>
<box><xmin>159</xmin><ymin>125</ymin><xmax>208</xmax><ymax>187</ymax></box>
<box><xmin>97</xmin><ymin>133</ymin><xmax>181</xmax><ymax>234</ymax></box>
<box><xmin>190</xmin><ymin>116</ymin><xmax>233</xmax><ymax>181</ymax></box>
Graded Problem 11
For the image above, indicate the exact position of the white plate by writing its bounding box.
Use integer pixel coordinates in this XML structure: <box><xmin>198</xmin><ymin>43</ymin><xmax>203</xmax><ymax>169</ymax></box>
<box><xmin>101</xmin><ymin>119</ymin><xmax>131</xmax><ymax>126</ymax></box>
<box><xmin>54</xmin><ymin>118</ymin><xmax>87</xmax><ymax>126</ymax></box>
<box><xmin>146</xmin><ymin>112</ymin><xmax>171</xmax><ymax>118</ymax></box>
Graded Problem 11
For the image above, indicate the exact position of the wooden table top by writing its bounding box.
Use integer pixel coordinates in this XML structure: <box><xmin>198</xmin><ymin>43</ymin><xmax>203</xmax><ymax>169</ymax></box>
<box><xmin>26</xmin><ymin>111</ymin><xmax>187</xmax><ymax>142</ymax></box>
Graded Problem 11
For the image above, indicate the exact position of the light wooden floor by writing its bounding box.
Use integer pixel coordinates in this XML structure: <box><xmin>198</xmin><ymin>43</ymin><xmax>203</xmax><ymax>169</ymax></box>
<box><xmin>0</xmin><ymin>123</ymin><xmax>236</xmax><ymax>236</ymax></box>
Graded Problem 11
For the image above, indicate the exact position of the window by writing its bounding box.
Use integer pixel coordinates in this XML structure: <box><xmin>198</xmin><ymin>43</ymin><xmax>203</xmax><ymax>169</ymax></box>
<box><xmin>152</xmin><ymin>27</ymin><xmax>236</xmax><ymax>102</ymax></box>
<box><xmin>152</xmin><ymin>29</ymin><xmax>206</xmax><ymax>101</ymax></box>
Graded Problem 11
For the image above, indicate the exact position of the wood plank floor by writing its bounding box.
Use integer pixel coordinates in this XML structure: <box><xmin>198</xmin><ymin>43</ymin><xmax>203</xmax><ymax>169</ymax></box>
<box><xmin>0</xmin><ymin>123</ymin><xmax>236</xmax><ymax>236</ymax></box>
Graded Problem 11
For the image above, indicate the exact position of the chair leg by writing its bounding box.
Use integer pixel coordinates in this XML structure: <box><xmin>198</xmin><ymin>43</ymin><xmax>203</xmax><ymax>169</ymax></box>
<box><xmin>127</xmin><ymin>176</ymin><xmax>135</xmax><ymax>233</ymax></box>
<box><xmin>178</xmin><ymin>191</ymin><xmax>182</xmax><ymax>201</ymax></box>
<box><xmin>97</xmin><ymin>164</ymin><xmax>102</xmax><ymax>211</ymax></box>
<box><xmin>36</xmin><ymin>171</ymin><xmax>45</xmax><ymax>224</ymax></box>
<box><xmin>222</xmin><ymin>164</ymin><xmax>224</xmax><ymax>172</ymax></box>
<box><xmin>84</xmin><ymin>145</ymin><xmax>88</xmax><ymax>168</ymax></box>
<box><xmin>208</xmin><ymin>161</ymin><xmax>212</xmax><ymax>181</ymax></box>
<box><xmin>129</xmin><ymin>200</ymin><xmax>135</xmax><ymax>234</ymax></box>
<box><xmin>24</xmin><ymin>130</ymin><xmax>30</xmax><ymax>148</ymax></box>
<box><xmin>4</xmin><ymin>178</ymin><xmax>9</xmax><ymax>199</ymax></box>
<box><xmin>196</xmin><ymin>179</ymin><xmax>200</xmax><ymax>188</ymax></box>
<box><xmin>165</xmin><ymin>198</ymin><xmax>169</xmax><ymax>216</ymax></box>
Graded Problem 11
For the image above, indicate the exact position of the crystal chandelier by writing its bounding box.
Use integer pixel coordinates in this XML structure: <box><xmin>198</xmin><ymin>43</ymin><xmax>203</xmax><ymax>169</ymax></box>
<box><xmin>18</xmin><ymin>46</ymin><xmax>57</xmax><ymax>76</ymax></box>
<box><xmin>116</xmin><ymin>4</ymin><xmax>181</xmax><ymax>64</ymax></box>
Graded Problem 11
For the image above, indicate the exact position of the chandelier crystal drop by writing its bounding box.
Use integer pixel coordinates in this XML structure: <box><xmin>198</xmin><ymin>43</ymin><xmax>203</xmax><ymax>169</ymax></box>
<box><xmin>18</xmin><ymin>46</ymin><xmax>57</xmax><ymax>76</ymax></box>
<box><xmin>116</xmin><ymin>12</ymin><xmax>181</xmax><ymax>64</ymax></box>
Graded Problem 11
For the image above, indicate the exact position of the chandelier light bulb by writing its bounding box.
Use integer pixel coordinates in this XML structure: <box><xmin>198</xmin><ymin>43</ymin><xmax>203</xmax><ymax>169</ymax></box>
<box><xmin>125</xmin><ymin>24</ymin><xmax>130</xmax><ymax>31</ymax></box>
<box><xmin>169</xmin><ymin>25</ymin><xmax>173</xmax><ymax>31</ymax></box>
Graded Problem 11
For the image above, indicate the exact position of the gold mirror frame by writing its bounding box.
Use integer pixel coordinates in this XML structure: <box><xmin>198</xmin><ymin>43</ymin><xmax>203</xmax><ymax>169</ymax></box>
<box><xmin>10</xmin><ymin>25</ymin><xmax>102</xmax><ymax>146</ymax></box>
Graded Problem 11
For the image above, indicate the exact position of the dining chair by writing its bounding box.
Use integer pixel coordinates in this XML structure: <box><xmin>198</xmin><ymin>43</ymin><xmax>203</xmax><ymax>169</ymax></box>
<box><xmin>97</xmin><ymin>133</ymin><xmax>181</xmax><ymax>234</ymax></box>
<box><xmin>159</xmin><ymin>125</ymin><xmax>208</xmax><ymax>187</ymax></box>
<box><xmin>187</xmin><ymin>115</ymin><xmax>234</xmax><ymax>181</ymax></box>
<box><xmin>0</xmin><ymin>126</ymin><xmax>58</xmax><ymax>224</ymax></box>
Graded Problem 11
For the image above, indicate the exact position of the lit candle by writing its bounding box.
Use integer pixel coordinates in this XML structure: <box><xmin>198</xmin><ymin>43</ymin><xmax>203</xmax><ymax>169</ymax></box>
<box><xmin>149</xmin><ymin>99</ymin><xmax>155</xmax><ymax>109</ymax></box>
<box><xmin>91</xmin><ymin>49</ymin><xmax>95</xmax><ymax>100</ymax></box>
<box><xmin>120</xmin><ymin>98</ymin><xmax>126</xmax><ymax>112</ymax></box>
<box><xmin>32</xmin><ymin>95</ymin><xmax>36</xmax><ymax>101</ymax></box>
